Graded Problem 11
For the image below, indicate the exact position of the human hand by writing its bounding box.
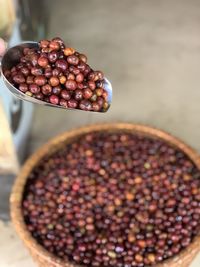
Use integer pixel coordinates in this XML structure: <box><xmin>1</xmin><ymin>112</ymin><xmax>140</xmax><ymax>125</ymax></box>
<box><xmin>0</xmin><ymin>38</ymin><xmax>6</xmax><ymax>57</ymax></box>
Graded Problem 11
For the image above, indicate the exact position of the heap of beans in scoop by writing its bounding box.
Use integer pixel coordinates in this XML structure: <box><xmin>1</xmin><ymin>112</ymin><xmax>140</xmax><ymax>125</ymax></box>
<box><xmin>4</xmin><ymin>38</ymin><xmax>109</xmax><ymax>112</ymax></box>
<box><xmin>23</xmin><ymin>132</ymin><xmax>200</xmax><ymax>267</ymax></box>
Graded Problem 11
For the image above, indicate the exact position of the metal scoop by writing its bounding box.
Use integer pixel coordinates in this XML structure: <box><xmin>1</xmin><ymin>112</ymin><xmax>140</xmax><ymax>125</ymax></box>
<box><xmin>0</xmin><ymin>42</ymin><xmax>112</xmax><ymax>112</ymax></box>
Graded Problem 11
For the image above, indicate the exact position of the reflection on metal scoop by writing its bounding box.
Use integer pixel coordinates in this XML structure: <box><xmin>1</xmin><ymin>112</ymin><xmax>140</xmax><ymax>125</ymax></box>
<box><xmin>0</xmin><ymin>42</ymin><xmax>112</xmax><ymax>112</ymax></box>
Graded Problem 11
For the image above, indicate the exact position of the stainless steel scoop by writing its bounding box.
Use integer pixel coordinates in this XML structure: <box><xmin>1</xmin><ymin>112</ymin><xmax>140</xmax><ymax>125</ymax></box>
<box><xmin>0</xmin><ymin>42</ymin><xmax>112</xmax><ymax>112</ymax></box>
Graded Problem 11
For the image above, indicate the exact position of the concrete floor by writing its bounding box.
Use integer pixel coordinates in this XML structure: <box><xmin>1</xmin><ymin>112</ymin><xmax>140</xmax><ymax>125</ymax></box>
<box><xmin>2</xmin><ymin>0</ymin><xmax>200</xmax><ymax>266</ymax></box>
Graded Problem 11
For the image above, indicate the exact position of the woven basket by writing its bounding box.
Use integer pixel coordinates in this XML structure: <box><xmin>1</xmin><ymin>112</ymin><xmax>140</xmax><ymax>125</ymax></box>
<box><xmin>10</xmin><ymin>123</ymin><xmax>200</xmax><ymax>267</ymax></box>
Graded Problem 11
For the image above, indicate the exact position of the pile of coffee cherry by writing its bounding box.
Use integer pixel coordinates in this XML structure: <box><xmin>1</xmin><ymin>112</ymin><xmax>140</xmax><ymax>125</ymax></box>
<box><xmin>23</xmin><ymin>131</ymin><xmax>200</xmax><ymax>267</ymax></box>
<box><xmin>5</xmin><ymin>37</ymin><xmax>109</xmax><ymax>112</ymax></box>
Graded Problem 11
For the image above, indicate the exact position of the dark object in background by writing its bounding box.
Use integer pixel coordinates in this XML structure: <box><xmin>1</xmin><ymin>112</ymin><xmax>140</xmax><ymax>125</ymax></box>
<box><xmin>18</xmin><ymin>0</ymin><xmax>48</xmax><ymax>40</ymax></box>
<box><xmin>0</xmin><ymin>175</ymin><xmax>15</xmax><ymax>221</ymax></box>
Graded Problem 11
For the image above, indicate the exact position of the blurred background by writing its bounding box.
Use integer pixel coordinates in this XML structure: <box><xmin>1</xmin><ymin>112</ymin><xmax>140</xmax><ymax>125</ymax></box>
<box><xmin>2</xmin><ymin>0</ymin><xmax>200</xmax><ymax>158</ymax></box>
<box><xmin>1</xmin><ymin>0</ymin><xmax>200</xmax><ymax>266</ymax></box>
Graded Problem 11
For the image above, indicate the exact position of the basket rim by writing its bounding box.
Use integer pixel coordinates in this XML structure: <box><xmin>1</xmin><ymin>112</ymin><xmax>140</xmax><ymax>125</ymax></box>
<box><xmin>10</xmin><ymin>122</ymin><xmax>200</xmax><ymax>267</ymax></box>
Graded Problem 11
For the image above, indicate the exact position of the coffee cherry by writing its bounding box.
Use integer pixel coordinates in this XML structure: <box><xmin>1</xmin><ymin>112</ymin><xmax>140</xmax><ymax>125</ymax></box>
<box><xmin>55</xmin><ymin>59</ymin><xmax>68</xmax><ymax>71</ymax></box>
<box><xmin>19</xmin><ymin>83</ymin><xmax>28</xmax><ymax>93</ymax></box>
<box><xmin>29</xmin><ymin>84</ymin><xmax>40</xmax><ymax>94</ymax></box>
<box><xmin>88</xmin><ymin>80</ymin><xmax>96</xmax><ymax>90</ymax></box>
<box><xmin>48</xmin><ymin>51</ymin><xmax>59</xmax><ymax>63</ymax></box>
<box><xmin>76</xmin><ymin>73</ymin><xmax>84</xmax><ymax>83</ymax></box>
<box><xmin>65</xmin><ymin>80</ymin><xmax>77</xmax><ymax>90</ymax></box>
<box><xmin>52</xmin><ymin>37</ymin><xmax>64</xmax><ymax>46</ymax></box>
<box><xmin>61</xmin><ymin>90</ymin><xmax>71</xmax><ymax>100</ymax></box>
<box><xmin>31</xmin><ymin>67</ymin><xmax>43</xmax><ymax>76</ymax></box>
<box><xmin>52</xmin><ymin>86</ymin><xmax>62</xmax><ymax>95</ymax></box>
<box><xmin>13</xmin><ymin>74</ymin><xmax>25</xmax><ymax>84</ymax></box>
<box><xmin>79</xmin><ymin>54</ymin><xmax>87</xmax><ymax>63</ymax></box>
<box><xmin>49</xmin><ymin>94</ymin><xmax>59</xmax><ymax>105</ymax></box>
<box><xmin>67</xmin><ymin>55</ymin><xmax>79</xmax><ymax>65</ymax></box>
<box><xmin>69</xmin><ymin>66</ymin><xmax>80</xmax><ymax>75</ymax></box>
<box><xmin>49</xmin><ymin>41</ymin><xmax>60</xmax><ymax>51</ymax></box>
<box><xmin>92</xmin><ymin>102</ymin><xmax>100</xmax><ymax>111</ymax></box>
<box><xmin>39</xmin><ymin>40</ymin><xmax>49</xmax><ymax>48</ymax></box>
<box><xmin>34</xmin><ymin>75</ymin><xmax>46</xmax><ymax>86</ymax></box>
<box><xmin>44</xmin><ymin>68</ymin><xmax>52</xmax><ymax>78</ymax></box>
<box><xmin>35</xmin><ymin>93</ymin><xmax>44</xmax><ymax>100</ymax></box>
<box><xmin>83</xmin><ymin>88</ymin><xmax>93</xmax><ymax>99</ymax></box>
<box><xmin>26</xmin><ymin>76</ymin><xmax>34</xmax><ymax>84</ymax></box>
<box><xmin>67</xmin><ymin>99</ymin><xmax>78</xmax><ymax>108</ymax></box>
<box><xmin>67</xmin><ymin>73</ymin><xmax>75</xmax><ymax>80</ymax></box>
<box><xmin>21</xmin><ymin>67</ymin><xmax>30</xmax><ymax>76</ymax></box>
<box><xmin>64</xmin><ymin>47</ymin><xmax>75</xmax><ymax>56</ymax></box>
<box><xmin>59</xmin><ymin>75</ymin><xmax>67</xmax><ymax>84</ymax></box>
<box><xmin>59</xmin><ymin>99</ymin><xmax>68</xmax><ymax>107</ymax></box>
<box><xmin>49</xmin><ymin>76</ymin><xmax>59</xmax><ymax>87</ymax></box>
<box><xmin>38</xmin><ymin>57</ymin><xmax>48</xmax><ymax>68</ymax></box>
<box><xmin>42</xmin><ymin>84</ymin><xmax>52</xmax><ymax>95</ymax></box>
<box><xmin>52</xmin><ymin>68</ymin><xmax>62</xmax><ymax>77</ymax></box>
<box><xmin>79</xmin><ymin>100</ymin><xmax>92</xmax><ymax>111</ymax></box>
<box><xmin>74</xmin><ymin>89</ymin><xmax>83</xmax><ymax>101</ymax></box>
